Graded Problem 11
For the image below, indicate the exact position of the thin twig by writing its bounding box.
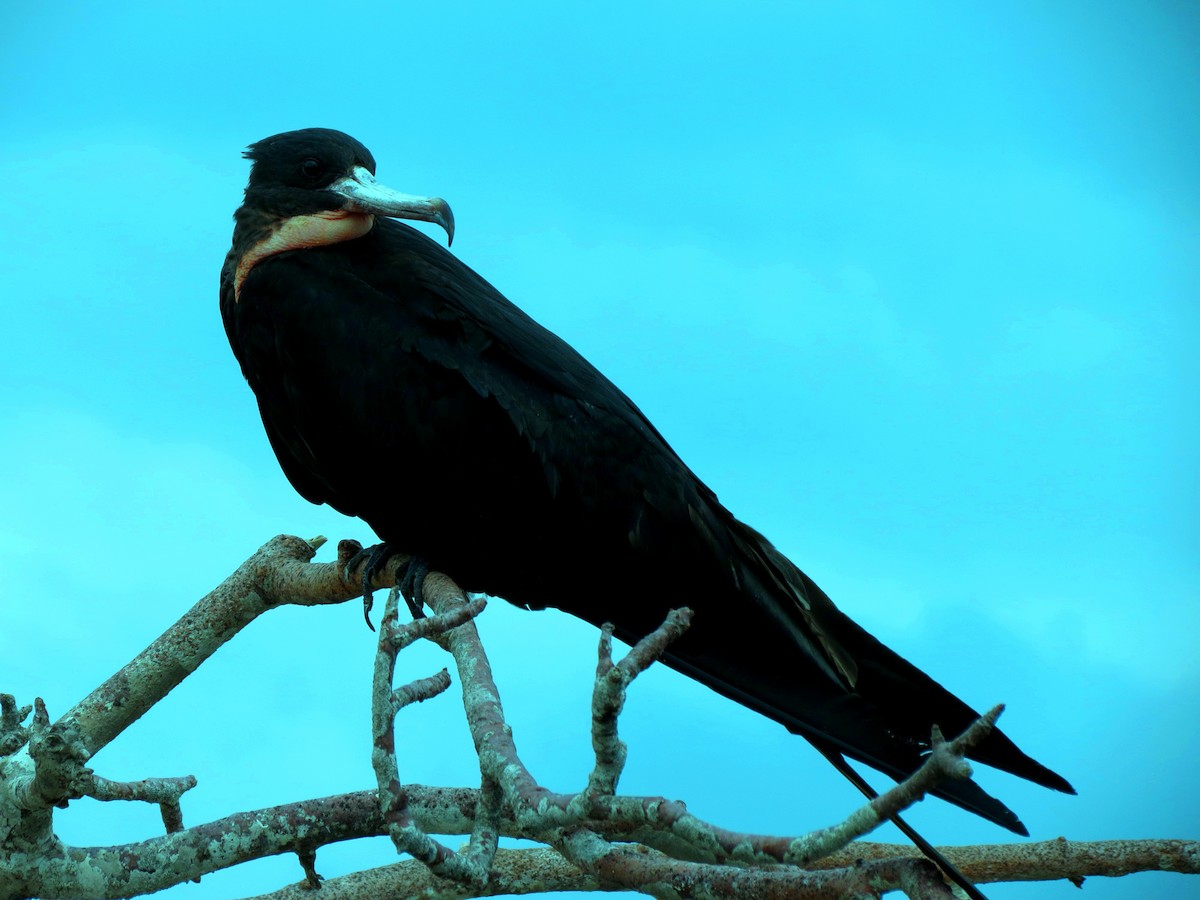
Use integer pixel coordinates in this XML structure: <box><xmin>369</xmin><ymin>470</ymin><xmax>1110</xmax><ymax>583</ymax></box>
<box><xmin>789</xmin><ymin>708</ymin><xmax>1004</xmax><ymax>867</ymax></box>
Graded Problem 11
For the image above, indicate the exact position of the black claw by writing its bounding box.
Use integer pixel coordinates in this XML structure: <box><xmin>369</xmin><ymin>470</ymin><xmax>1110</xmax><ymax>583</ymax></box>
<box><xmin>342</xmin><ymin>542</ymin><xmax>430</xmax><ymax>627</ymax></box>
<box><xmin>397</xmin><ymin>557</ymin><xmax>430</xmax><ymax>619</ymax></box>
<box><xmin>343</xmin><ymin>541</ymin><xmax>398</xmax><ymax>631</ymax></box>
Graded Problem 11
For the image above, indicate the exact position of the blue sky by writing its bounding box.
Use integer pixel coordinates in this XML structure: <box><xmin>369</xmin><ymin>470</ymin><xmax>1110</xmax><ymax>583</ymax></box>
<box><xmin>2</xmin><ymin>2</ymin><xmax>1196</xmax><ymax>897</ymax></box>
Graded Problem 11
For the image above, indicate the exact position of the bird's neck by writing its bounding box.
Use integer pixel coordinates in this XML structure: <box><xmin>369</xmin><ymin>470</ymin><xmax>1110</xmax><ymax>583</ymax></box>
<box><xmin>229</xmin><ymin>208</ymin><xmax>376</xmax><ymax>302</ymax></box>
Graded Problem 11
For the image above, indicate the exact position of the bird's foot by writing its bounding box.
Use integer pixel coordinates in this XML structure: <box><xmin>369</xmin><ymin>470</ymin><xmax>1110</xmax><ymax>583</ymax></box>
<box><xmin>343</xmin><ymin>542</ymin><xmax>429</xmax><ymax>630</ymax></box>
<box><xmin>395</xmin><ymin>556</ymin><xmax>430</xmax><ymax>621</ymax></box>
<box><xmin>343</xmin><ymin>541</ymin><xmax>394</xmax><ymax>630</ymax></box>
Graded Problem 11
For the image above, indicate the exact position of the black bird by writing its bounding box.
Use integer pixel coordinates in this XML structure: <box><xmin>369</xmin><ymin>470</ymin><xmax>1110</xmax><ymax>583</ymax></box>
<box><xmin>221</xmin><ymin>128</ymin><xmax>1072</xmax><ymax>866</ymax></box>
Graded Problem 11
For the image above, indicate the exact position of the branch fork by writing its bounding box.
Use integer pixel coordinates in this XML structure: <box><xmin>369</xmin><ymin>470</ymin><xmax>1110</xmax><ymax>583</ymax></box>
<box><xmin>3</xmin><ymin>534</ymin><xmax>1193</xmax><ymax>900</ymax></box>
<box><xmin>371</xmin><ymin>584</ymin><xmax>491</xmax><ymax>886</ymax></box>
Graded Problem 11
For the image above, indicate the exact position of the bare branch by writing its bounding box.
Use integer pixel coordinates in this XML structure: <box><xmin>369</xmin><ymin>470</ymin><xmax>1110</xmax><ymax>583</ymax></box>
<box><xmin>790</xmin><ymin>708</ymin><xmax>1003</xmax><ymax>867</ymax></box>
<box><xmin>821</xmin><ymin>837</ymin><xmax>1200</xmax><ymax>883</ymax></box>
<box><xmin>23</xmin><ymin>698</ymin><xmax>93</xmax><ymax>810</ymax></box>
<box><xmin>2</xmin><ymin>789</ymin><xmax>460</xmax><ymax>897</ymax></box>
<box><xmin>370</xmin><ymin>585</ymin><xmax>485</xmax><ymax>885</ymax></box>
<box><xmin>556</xmin><ymin>829</ymin><xmax>960</xmax><ymax>899</ymax></box>
<box><xmin>420</xmin><ymin>578</ymin><xmax>551</xmax><ymax>820</ymax></box>
<box><xmin>237</xmin><ymin>838</ymin><xmax>1200</xmax><ymax>900</ymax></box>
<box><xmin>0</xmin><ymin>695</ymin><xmax>33</xmax><ymax>758</ymax></box>
<box><xmin>296</xmin><ymin>844</ymin><xmax>321</xmax><ymax>888</ymax></box>
<box><xmin>462</xmin><ymin>774</ymin><xmax>503</xmax><ymax>880</ymax></box>
<box><xmin>84</xmin><ymin>775</ymin><xmax>197</xmax><ymax>808</ymax></box>
<box><xmin>235</xmin><ymin>847</ymin><xmax>603</xmax><ymax>899</ymax></box>
<box><xmin>585</xmin><ymin>609</ymin><xmax>694</xmax><ymax>799</ymax></box>
<box><xmin>85</xmin><ymin>773</ymin><xmax>198</xmax><ymax>838</ymax></box>
<box><xmin>6</xmin><ymin>780</ymin><xmax>1196</xmax><ymax>895</ymax></box>
<box><xmin>58</xmin><ymin>535</ymin><xmax>399</xmax><ymax>759</ymax></box>
<box><xmin>5</xmin><ymin>535</ymin><xmax>1194</xmax><ymax>898</ymax></box>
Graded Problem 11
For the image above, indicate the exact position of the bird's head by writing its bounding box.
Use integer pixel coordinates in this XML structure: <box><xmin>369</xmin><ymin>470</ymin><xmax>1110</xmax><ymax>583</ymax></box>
<box><xmin>240</xmin><ymin>128</ymin><xmax>454</xmax><ymax>244</ymax></box>
<box><xmin>226</xmin><ymin>129</ymin><xmax>454</xmax><ymax>302</ymax></box>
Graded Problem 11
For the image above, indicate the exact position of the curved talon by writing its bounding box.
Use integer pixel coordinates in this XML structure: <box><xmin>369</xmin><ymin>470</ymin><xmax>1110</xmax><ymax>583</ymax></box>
<box><xmin>362</xmin><ymin>591</ymin><xmax>375</xmax><ymax>631</ymax></box>
<box><xmin>342</xmin><ymin>541</ymin><xmax>398</xmax><ymax>631</ymax></box>
<box><xmin>396</xmin><ymin>557</ymin><xmax>430</xmax><ymax>619</ymax></box>
<box><xmin>342</xmin><ymin>542</ymin><xmax>430</xmax><ymax>627</ymax></box>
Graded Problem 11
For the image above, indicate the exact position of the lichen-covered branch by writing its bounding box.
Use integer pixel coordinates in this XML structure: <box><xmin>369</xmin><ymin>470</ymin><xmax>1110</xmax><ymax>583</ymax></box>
<box><xmin>585</xmin><ymin>611</ymin><xmax>694</xmax><ymax>798</ymax></box>
<box><xmin>59</xmin><ymin>535</ymin><xmax>381</xmax><ymax>759</ymax></box>
<box><xmin>820</xmin><ymin>837</ymin><xmax>1200</xmax><ymax>884</ymax></box>
<box><xmin>230</xmin><ymin>839</ymin><xmax>1200</xmax><ymax>900</ymax></box>
<box><xmin>370</xmin><ymin>585</ymin><xmax>487</xmax><ymax>884</ymax></box>
<box><xmin>420</xmin><ymin>576</ymin><xmax>553</xmax><ymax>822</ymax></box>
<box><xmin>5</xmin><ymin>779</ymin><xmax>1195</xmax><ymax>900</ymax></box>
<box><xmin>2</xmin><ymin>534</ymin><xmax>1196</xmax><ymax>900</ymax></box>
<box><xmin>0</xmin><ymin>535</ymin><xmax>404</xmax><ymax>899</ymax></box>
<box><xmin>791</xmin><ymin>710</ymin><xmax>1003</xmax><ymax>869</ymax></box>
<box><xmin>556</xmin><ymin>829</ymin><xmax>960</xmax><ymax>899</ymax></box>
<box><xmin>235</xmin><ymin>847</ymin><xmax>603</xmax><ymax>899</ymax></box>
<box><xmin>0</xmin><ymin>698</ymin><xmax>33</xmax><ymax>759</ymax></box>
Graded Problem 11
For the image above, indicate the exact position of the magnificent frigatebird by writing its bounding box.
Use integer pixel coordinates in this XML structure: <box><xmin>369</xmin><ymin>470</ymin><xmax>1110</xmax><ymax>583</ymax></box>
<box><xmin>220</xmin><ymin>128</ymin><xmax>1072</xmax><ymax>887</ymax></box>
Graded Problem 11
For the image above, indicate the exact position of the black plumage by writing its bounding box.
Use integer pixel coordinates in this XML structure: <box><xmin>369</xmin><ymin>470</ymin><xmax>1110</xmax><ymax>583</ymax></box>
<box><xmin>221</xmin><ymin>128</ymin><xmax>1072</xmax><ymax>840</ymax></box>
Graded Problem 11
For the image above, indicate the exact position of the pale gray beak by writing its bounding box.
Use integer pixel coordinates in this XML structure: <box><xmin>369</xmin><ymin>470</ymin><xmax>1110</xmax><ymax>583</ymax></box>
<box><xmin>329</xmin><ymin>166</ymin><xmax>455</xmax><ymax>245</ymax></box>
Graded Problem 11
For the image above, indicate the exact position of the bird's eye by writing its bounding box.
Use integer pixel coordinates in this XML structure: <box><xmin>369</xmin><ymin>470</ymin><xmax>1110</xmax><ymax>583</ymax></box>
<box><xmin>300</xmin><ymin>157</ymin><xmax>325</xmax><ymax>179</ymax></box>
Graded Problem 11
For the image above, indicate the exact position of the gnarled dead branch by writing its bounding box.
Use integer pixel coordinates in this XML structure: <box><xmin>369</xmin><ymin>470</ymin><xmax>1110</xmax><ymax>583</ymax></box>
<box><xmin>1</xmin><ymin>535</ymin><xmax>1195</xmax><ymax>899</ymax></box>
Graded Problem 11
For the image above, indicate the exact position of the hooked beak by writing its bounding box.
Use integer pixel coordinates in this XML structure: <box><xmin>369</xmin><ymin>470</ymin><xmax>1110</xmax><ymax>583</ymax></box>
<box><xmin>329</xmin><ymin>166</ymin><xmax>455</xmax><ymax>245</ymax></box>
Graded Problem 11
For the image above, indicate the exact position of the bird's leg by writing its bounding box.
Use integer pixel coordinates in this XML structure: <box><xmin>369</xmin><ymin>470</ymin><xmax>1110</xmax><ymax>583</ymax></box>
<box><xmin>343</xmin><ymin>542</ymin><xmax>430</xmax><ymax>629</ymax></box>
<box><xmin>343</xmin><ymin>541</ymin><xmax>398</xmax><ymax>631</ymax></box>
<box><xmin>395</xmin><ymin>557</ymin><xmax>430</xmax><ymax>621</ymax></box>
